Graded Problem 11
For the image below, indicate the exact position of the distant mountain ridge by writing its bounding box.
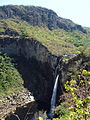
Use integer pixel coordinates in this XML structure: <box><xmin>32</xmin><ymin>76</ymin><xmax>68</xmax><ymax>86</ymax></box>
<box><xmin>0</xmin><ymin>5</ymin><xmax>87</xmax><ymax>33</ymax></box>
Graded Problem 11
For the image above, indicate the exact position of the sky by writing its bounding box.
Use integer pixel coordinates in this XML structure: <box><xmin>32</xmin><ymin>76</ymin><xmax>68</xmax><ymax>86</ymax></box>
<box><xmin>0</xmin><ymin>0</ymin><xmax>90</xmax><ymax>27</ymax></box>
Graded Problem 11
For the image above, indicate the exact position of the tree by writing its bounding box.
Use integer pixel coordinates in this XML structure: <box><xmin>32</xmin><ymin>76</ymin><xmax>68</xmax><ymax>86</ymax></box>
<box><xmin>53</xmin><ymin>70</ymin><xmax>90</xmax><ymax>120</ymax></box>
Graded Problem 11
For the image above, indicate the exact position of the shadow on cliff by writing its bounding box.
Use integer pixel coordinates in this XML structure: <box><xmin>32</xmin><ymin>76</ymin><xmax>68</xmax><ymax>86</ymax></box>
<box><xmin>12</xmin><ymin>55</ymin><xmax>54</xmax><ymax>110</ymax></box>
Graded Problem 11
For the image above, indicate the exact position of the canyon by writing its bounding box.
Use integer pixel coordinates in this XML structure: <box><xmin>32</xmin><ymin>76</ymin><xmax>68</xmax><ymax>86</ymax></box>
<box><xmin>0</xmin><ymin>5</ymin><xmax>90</xmax><ymax>120</ymax></box>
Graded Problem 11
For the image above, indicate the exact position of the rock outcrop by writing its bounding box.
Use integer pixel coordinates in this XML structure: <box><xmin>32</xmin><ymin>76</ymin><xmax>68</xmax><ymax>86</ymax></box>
<box><xmin>0</xmin><ymin>90</ymin><xmax>35</xmax><ymax>119</ymax></box>
<box><xmin>0</xmin><ymin>37</ymin><xmax>58</xmax><ymax>69</ymax></box>
<box><xmin>0</xmin><ymin>5</ymin><xmax>87</xmax><ymax>33</ymax></box>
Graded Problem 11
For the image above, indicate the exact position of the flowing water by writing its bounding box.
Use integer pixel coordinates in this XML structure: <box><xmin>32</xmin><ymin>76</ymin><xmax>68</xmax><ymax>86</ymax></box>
<box><xmin>48</xmin><ymin>75</ymin><xmax>59</xmax><ymax>118</ymax></box>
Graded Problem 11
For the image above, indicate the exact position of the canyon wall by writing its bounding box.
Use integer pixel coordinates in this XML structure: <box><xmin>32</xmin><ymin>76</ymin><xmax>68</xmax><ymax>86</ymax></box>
<box><xmin>0</xmin><ymin>37</ymin><xmax>58</xmax><ymax>69</ymax></box>
<box><xmin>0</xmin><ymin>37</ymin><xmax>60</xmax><ymax>103</ymax></box>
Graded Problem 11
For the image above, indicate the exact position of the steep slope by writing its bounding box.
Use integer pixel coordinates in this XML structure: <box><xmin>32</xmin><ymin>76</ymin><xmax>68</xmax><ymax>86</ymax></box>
<box><xmin>0</xmin><ymin>18</ymin><xmax>90</xmax><ymax>55</ymax></box>
<box><xmin>0</xmin><ymin>5</ymin><xmax>90</xmax><ymax>119</ymax></box>
<box><xmin>0</xmin><ymin>5</ymin><xmax>90</xmax><ymax>56</ymax></box>
<box><xmin>0</xmin><ymin>5</ymin><xmax>87</xmax><ymax>32</ymax></box>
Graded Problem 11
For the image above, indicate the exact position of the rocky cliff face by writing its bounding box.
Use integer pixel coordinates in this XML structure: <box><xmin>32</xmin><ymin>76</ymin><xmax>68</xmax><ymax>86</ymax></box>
<box><xmin>0</xmin><ymin>36</ymin><xmax>60</xmax><ymax>103</ymax></box>
<box><xmin>0</xmin><ymin>36</ymin><xmax>89</xmax><ymax>119</ymax></box>
<box><xmin>1</xmin><ymin>36</ymin><xmax>89</xmax><ymax>103</ymax></box>
<box><xmin>0</xmin><ymin>5</ymin><xmax>87</xmax><ymax>33</ymax></box>
<box><xmin>0</xmin><ymin>37</ymin><xmax>58</xmax><ymax>69</ymax></box>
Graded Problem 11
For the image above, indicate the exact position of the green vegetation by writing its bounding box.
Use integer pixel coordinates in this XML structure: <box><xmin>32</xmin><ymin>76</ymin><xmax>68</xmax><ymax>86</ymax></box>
<box><xmin>48</xmin><ymin>70</ymin><xmax>90</xmax><ymax>120</ymax></box>
<box><xmin>0</xmin><ymin>55</ymin><xmax>24</xmax><ymax>98</ymax></box>
<box><xmin>0</xmin><ymin>18</ymin><xmax>90</xmax><ymax>55</ymax></box>
<box><xmin>0</xmin><ymin>6</ymin><xmax>90</xmax><ymax>118</ymax></box>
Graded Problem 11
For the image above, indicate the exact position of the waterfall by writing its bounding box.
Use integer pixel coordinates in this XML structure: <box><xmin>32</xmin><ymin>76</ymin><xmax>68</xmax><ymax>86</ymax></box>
<box><xmin>48</xmin><ymin>74</ymin><xmax>59</xmax><ymax>119</ymax></box>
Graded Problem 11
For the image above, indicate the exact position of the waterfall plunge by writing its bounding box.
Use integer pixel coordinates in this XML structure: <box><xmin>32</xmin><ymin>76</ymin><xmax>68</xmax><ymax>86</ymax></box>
<box><xmin>48</xmin><ymin>75</ymin><xmax>59</xmax><ymax>119</ymax></box>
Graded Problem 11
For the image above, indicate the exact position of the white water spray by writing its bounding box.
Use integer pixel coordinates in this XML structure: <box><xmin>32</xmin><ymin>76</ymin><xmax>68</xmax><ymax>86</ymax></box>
<box><xmin>49</xmin><ymin>75</ymin><xmax>59</xmax><ymax>118</ymax></box>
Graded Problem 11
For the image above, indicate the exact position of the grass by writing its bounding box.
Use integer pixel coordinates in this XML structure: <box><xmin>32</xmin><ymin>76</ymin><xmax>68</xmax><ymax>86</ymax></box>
<box><xmin>0</xmin><ymin>18</ymin><xmax>90</xmax><ymax>55</ymax></box>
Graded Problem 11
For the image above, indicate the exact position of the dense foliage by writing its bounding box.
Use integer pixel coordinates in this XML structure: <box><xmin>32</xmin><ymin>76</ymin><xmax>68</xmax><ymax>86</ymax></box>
<box><xmin>0</xmin><ymin>55</ymin><xmax>24</xmax><ymax>97</ymax></box>
<box><xmin>51</xmin><ymin>70</ymin><xmax>90</xmax><ymax>120</ymax></box>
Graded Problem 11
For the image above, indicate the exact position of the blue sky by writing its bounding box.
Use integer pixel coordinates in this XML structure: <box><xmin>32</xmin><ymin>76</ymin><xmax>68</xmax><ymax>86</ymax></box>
<box><xmin>0</xmin><ymin>0</ymin><xmax>90</xmax><ymax>27</ymax></box>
